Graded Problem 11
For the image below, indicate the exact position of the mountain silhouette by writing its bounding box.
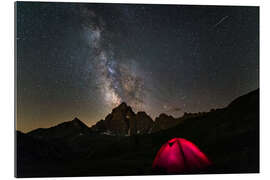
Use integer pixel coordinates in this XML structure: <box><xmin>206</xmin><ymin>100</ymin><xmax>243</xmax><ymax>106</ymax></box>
<box><xmin>16</xmin><ymin>89</ymin><xmax>259</xmax><ymax>177</ymax></box>
<box><xmin>91</xmin><ymin>102</ymin><xmax>189</xmax><ymax>135</ymax></box>
<box><xmin>26</xmin><ymin>103</ymin><xmax>199</xmax><ymax>138</ymax></box>
<box><xmin>91</xmin><ymin>102</ymin><xmax>154</xmax><ymax>135</ymax></box>
<box><xmin>28</xmin><ymin>117</ymin><xmax>92</xmax><ymax>140</ymax></box>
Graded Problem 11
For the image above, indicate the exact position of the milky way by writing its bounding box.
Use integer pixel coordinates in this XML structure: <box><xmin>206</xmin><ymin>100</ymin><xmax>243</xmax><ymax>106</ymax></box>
<box><xmin>82</xmin><ymin>8</ymin><xmax>145</xmax><ymax>110</ymax></box>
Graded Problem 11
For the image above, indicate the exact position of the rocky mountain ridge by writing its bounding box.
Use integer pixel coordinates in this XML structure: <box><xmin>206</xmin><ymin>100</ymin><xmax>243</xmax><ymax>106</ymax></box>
<box><xmin>91</xmin><ymin>102</ymin><xmax>155</xmax><ymax>135</ymax></box>
<box><xmin>21</xmin><ymin>89</ymin><xmax>260</xmax><ymax>138</ymax></box>
<box><xmin>24</xmin><ymin>102</ymin><xmax>218</xmax><ymax>137</ymax></box>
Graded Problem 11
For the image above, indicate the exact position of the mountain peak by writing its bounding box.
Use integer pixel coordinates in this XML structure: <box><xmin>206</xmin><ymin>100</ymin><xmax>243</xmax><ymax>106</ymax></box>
<box><xmin>68</xmin><ymin>117</ymin><xmax>89</xmax><ymax>129</ymax></box>
<box><xmin>119</xmin><ymin>102</ymin><xmax>128</xmax><ymax>107</ymax></box>
<box><xmin>71</xmin><ymin>117</ymin><xmax>82</xmax><ymax>123</ymax></box>
<box><xmin>111</xmin><ymin>102</ymin><xmax>133</xmax><ymax>114</ymax></box>
<box><xmin>91</xmin><ymin>103</ymin><xmax>154</xmax><ymax>136</ymax></box>
<box><xmin>115</xmin><ymin>102</ymin><xmax>129</xmax><ymax>110</ymax></box>
<box><xmin>27</xmin><ymin>117</ymin><xmax>90</xmax><ymax>140</ymax></box>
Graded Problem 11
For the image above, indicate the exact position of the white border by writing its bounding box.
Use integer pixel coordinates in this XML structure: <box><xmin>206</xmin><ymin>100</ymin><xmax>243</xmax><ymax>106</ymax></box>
<box><xmin>1</xmin><ymin>0</ymin><xmax>269</xmax><ymax>180</ymax></box>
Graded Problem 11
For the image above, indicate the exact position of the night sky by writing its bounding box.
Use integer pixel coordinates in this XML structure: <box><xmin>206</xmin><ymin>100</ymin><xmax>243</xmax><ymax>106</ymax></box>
<box><xmin>16</xmin><ymin>2</ymin><xmax>259</xmax><ymax>133</ymax></box>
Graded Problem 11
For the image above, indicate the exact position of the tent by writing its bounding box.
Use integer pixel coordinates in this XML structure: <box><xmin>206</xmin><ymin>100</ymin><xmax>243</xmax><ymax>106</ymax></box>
<box><xmin>152</xmin><ymin>138</ymin><xmax>211</xmax><ymax>173</ymax></box>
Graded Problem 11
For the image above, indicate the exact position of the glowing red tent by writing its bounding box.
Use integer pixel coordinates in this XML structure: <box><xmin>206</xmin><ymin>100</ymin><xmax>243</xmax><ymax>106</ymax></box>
<box><xmin>152</xmin><ymin>138</ymin><xmax>211</xmax><ymax>173</ymax></box>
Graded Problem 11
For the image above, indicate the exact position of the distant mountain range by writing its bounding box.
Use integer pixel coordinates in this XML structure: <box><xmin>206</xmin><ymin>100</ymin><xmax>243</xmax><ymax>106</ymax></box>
<box><xmin>91</xmin><ymin>101</ymin><xmax>208</xmax><ymax>135</ymax></box>
<box><xmin>24</xmin><ymin>100</ymin><xmax>205</xmax><ymax>137</ymax></box>
<box><xmin>16</xmin><ymin>89</ymin><xmax>259</xmax><ymax>177</ymax></box>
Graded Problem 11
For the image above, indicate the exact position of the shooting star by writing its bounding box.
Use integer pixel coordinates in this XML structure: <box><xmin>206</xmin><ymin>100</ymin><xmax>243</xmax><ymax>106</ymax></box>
<box><xmin>213</xmin><ymin>16</ymin><xmax>229</xmax><ymax>28</ymax></box>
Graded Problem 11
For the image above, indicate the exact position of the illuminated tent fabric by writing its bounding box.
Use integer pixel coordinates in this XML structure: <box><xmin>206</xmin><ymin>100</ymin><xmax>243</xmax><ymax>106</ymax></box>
<box><xmin>152</xmin><ymin>138</ymin><xmax>211</xmax><ymax>173</ymax></box>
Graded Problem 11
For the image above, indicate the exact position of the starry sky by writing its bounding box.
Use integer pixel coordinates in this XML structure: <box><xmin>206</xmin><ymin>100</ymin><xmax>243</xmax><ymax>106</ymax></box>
<box><xmin>16</xmin><ymin>2</ymin><xmax>259</xmax><ymax>133</ymax></box>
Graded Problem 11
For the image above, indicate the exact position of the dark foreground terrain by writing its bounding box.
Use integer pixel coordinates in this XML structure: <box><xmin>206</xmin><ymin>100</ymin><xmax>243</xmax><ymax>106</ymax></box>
<box><xmin>16</xmin><ymin>89</ymin><xmax>259</xmax><ymax>177</ymax></box>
